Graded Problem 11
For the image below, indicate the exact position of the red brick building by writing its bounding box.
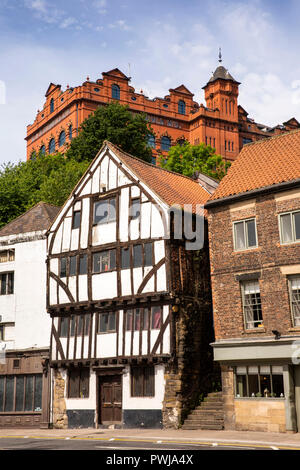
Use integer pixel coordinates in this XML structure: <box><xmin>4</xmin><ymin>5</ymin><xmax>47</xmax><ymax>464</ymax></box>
<box><xmin>25</xmin><ymin>59</ymin><xmax>300</xmax><ymax>164</ymax></box>
<box><xmin>205</xmin><ymin>129</ymin><xmax>300</xmax><ymax>433</ymax></box>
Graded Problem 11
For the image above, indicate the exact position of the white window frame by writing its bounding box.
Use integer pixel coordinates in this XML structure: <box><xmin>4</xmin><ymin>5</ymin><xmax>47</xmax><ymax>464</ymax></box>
<box><xmin>279</xmin><ymin>210</ymin><xmax>300</xmax><ymax>245</ymax></box>
<box><xmin>288</xmin><ymin>275</ymin><xmax>300</xmax><ymax>327</ymax></box>
<box><xmin>241</xmin><ymin>280</ymin><xmax>263</xmax><ymax>330</ymax></box>
<box><xmin>233</xmin><ymin>218</ymin><xmax>258</xmax><ymax>252</ymax></box>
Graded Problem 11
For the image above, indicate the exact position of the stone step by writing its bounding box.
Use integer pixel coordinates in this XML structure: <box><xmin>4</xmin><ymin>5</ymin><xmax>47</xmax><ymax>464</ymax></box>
<box><xmin>196</xmin><ymin>403</ymin><xmax>223</xmax><ymax>410</ymax></box>
<box><xmin>191</xmin><ymin>409</ymin><xmax>224</xmax><ymax>416</ymax></box>
<box><xmin>187</xmin><ymin>414</ymin><xmax>224</xmax><ymax>422</ymax></box>
<box><xmin>182</xmin><ymin>423</ymin><xmax>224</xmax><ymax>430</ymax></box>
<box><xmin>203</xmin><ymin>396</ymin><xmax>223</xmax><ymax>402</ymax></box>
<box><xmin>184</xmin><ymin>418</ymin><xmax>224</xmax><ymax>425</ymax></box>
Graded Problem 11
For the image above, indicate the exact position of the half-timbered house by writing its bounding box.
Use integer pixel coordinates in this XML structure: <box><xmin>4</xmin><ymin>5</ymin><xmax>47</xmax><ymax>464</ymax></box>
<box><xmin>47</xmin><ymin>141</ymin><xmax>216</xmax><ymax>429</ymax></box>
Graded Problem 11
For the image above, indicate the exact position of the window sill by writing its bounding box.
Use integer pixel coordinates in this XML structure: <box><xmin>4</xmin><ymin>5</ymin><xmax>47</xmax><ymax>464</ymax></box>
<box><xmin>235</xmin><ymin>397</ymin><xmax>285</xmax><ymax>401</ymax></box>
<box><xmin>288</xmin><ymin>327</ymin><xmax>300</xmax><ymax>332</ymax></box>
<box><xmin>242</xmin><ymin>328</ymin><xmax>266</xmax><ymax>334</ymax></box>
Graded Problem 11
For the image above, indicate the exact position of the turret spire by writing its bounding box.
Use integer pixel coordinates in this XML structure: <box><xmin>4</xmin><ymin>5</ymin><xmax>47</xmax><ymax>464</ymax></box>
<box><xmin>218</xmin><ymin>47</ymin><xmax>222</xmax><ymax>63</ymax></box>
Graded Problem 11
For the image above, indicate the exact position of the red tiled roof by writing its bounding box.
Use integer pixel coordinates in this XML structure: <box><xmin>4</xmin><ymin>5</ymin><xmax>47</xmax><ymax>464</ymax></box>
<box><xmin>0</xmin><ymin>202</ymin><xmax>61</xmax><ymax>236</ymax></box>
<box><xmin>106</xmin><ymin>141</ymin><xmax>213</xmax><ymax>209</ymax></box>
<box><xmin>209</xmin><ymin>129</ymin><xmax>300</xmax><ymax>202</ymax></box>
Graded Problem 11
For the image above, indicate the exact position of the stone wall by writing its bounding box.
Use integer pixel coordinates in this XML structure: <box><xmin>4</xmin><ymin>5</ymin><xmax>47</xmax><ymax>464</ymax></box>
<box><xmin>52</xmin><ymin>368</ymin><xmax>68</xmax><ymax>429</ymax></box>
<box><xmin>235</xmin><ymin>399</ymin><xmax>286</xmax><ymax>433</ymax></box>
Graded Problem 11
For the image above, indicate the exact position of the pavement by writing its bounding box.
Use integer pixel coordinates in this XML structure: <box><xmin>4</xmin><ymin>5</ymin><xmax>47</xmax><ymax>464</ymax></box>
<box><xmin>0</xmin><ymin>427</ymin><xmax>300</xmax><ymax>450</ymax></box>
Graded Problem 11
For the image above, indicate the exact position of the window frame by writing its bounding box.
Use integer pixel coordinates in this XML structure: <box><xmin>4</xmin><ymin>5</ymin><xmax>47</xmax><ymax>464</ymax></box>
<box><xmin>93</xmin><ymin>249</ymin><xmax>116</xmax><ymax>274</ymax></box>
<box><xmin>111</xmin><ymin>84</ymin><xmax>120</xmax><ymax>100</ymax></box>
<box><xmin>67</xmin><ymin>368</ymin><xmax>90</xmax><ymax>399</ymax></box>
<box><xmin>279</xmin><ymin>210</ymin><xmax>300</xmax><ymax>245</ymax></box>
<box><xmin>98</xmin><ymin>312</ymin><xmax>116</xmax><ymax>334</ymax></box>
<box><xmin>0</xmin><ymin>272</ymin><xmax>14</xmax><ymax>295</ymax></box>
<box><xmin>234</xmin><ymin>365</ymin><xmax>284</xmax><ymax>399</ymax></box>
<box><xmin>93</xmin><ymin>197</ymin><xmax>116</xmax><ymax>226</ymax></box>
<box><xmin>288</xmin><ymin>275</ymin><xmax>300</xmax><ymax>327</ymax></box>
<box><xmin>241</xmin><ymin>280</ymin><xmax>263</xmax><ymax>330</ymax></box>
<box><xmin>0</xmin><ymin>374</ymin><xmax>43</xmax><ymax>413</ymax></box>
<box><xmin>233</xmin><ymin>218</ymin><xmax>258</xmax><ymax>252</ymax></box>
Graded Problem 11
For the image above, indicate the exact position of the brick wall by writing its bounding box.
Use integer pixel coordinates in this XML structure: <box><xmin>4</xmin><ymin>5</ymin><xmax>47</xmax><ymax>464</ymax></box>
<box><xmin>208</xmin><ymin>189</ymin><xmax>300</xmax><ymax>340</ymax></box>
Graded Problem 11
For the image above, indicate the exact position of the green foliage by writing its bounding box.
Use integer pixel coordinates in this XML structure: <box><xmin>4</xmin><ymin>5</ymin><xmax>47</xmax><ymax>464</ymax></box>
<box><xmin>0</xmin><ymin>153</ymin><xmax>89</xmax><ymax>229</ymax></box>
<box><xmin>66</xmin><ymin>101</ymin><xmax>153</xmax><ymax>163</ymax></box>
<box><xmin>159</xmin><ymin>142</ymin><xmax>231</xmax><ymax>181</ymax></box>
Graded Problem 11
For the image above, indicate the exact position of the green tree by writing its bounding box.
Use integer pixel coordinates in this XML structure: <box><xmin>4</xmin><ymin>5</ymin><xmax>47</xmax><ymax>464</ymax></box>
<box><xmin>66</xmin><ymin>101</ymin><xmax>153</xmax><ymax>163</ymax></box>
<box><xmin>0</xmin><ymin>153</ymin><xmax>89</xmax><ymax>229</ymax></box>
<box><xmin>159</xmin><ymin>142</ymin><xmax>230</xmax><ymax>181</ymax></box>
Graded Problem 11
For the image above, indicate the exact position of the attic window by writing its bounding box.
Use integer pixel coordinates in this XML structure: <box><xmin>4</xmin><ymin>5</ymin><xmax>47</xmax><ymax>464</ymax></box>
<box><xmin>94</xmin><ymin>88</ymin><xmax>100</xmax><ymax>92</ymax></box>
<box><xmin>163</xmin><ymin>104</ymin><xmax>168</xmax><ymax>108</ymax></box>
<box><xmin>131</xmin><ymin>96</ymin><xmax>137</xmax><ymax>101</ymax></box>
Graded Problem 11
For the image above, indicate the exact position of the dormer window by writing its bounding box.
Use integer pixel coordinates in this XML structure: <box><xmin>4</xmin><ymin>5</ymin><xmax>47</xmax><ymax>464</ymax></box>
<box><xmin>111</xmin><ymin>84</ymin><xmax>120</xmax><ymax>100</ymax></box>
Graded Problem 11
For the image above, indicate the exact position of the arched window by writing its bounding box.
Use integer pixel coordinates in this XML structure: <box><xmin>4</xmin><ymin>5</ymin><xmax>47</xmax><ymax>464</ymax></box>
<box><xmin>111</xmin><ymin>84</ymin><xmax>120</xmax><ymax>100</ymax></box>
<box><xmin>59</xmin><ymin>130</ymin><xmax>66</xmax><ymax>147</ymax></box>
<box><xmin>30</xmin><ymin>151</ymin><xmax>37</xmax><ymax>160</ymax></box>
<box><xmin>177</xmin><ymin>139</ymin><xmax>186</xmax><ymax>147</ymax></box>
<box><xmin>40</xmin><ymin>145</ymin><xmax>46</xmax><ymax>155</ymax></box>
<box><xmin>178</xmin><ymin>100</ymin><xmax>186</xmax><ymax>115</ymax></box>
<box><xmin>147</xmin><ymin>134</ymin><xmax>156</xmax><ymax>149</ymax></box>
<box><xmin>69</xmin><ymin>124</ymin><xmax>73</xmax><ymax>140</ymax></box>
<box><xmin>161</xmin><ymin>136</ymin><xmax>171</xmax><ymax>152</ymax></box>
<box><xmin>49</xmin><ymin>138</ymin><xmax>55</xmax><ymax>154</ymax></box>
<box><xmin>50</xmin><ymin>98</ymin><xmax>54</xmax><ymax>113</ymax></box>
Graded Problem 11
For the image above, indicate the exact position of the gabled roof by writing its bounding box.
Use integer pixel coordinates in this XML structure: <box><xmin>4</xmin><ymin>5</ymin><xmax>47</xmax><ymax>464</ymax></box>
<box><xmin>283</xmin><ymin>117</ymin><xmax>300</xmax><ymax>128</ymax></box>
<box><xmin>0</xmin><ymin>202</ymin><xmax>61</xmax><ymax>236</ymax></box>
<box><xmin>45</xmin><ymin>83</ymin><xmax>61</xmax><ymax>97</ymax></box>
<box><xmin>102</xmin><ymin>68</ymin><xmax>130</xmax><ymax>81</ymax></box>
<box><xmin>104</xmin><ymin>142</ymin><xmax>213</xmax><ymax>209</ymax></box>
<box><xmin>208</xmin><ymin>129</ymin><xmax>300</xmax><ymax>203</ymax></box>
<box><xmin>169</xmin><ymin>85</ymin><xmax>194</xmax><ymax>96</ymax></box>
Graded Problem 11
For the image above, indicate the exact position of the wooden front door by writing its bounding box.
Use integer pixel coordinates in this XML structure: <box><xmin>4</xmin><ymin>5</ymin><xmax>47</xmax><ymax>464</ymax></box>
<box><xmin>99</xmin><ymin>375</ymin><xmax>122</xmax><ymax>424</ymax></box>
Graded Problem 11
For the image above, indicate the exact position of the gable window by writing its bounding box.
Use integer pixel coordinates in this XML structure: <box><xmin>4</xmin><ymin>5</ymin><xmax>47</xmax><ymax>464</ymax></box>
<box><xmin>131</xmin><ymin>366</ymin><xmax>154</xmax><ymax>397</ymax></box>
<box><xmin>49</xmin><ymin>138</ymin><xmax>55</xmax><ymax>154</ymax></box>
<box><xmin>161</xmin><ymin>136</ymin><xmax>171</xmax><ymax>152</ymax></box>
<box><xmin>289</xmin><ymin>276</ymin><xmax>300</xmax><ymax>326</ymax></box>
<box><xmin>79</xmin><ymin>254</ymin><xmax>87</xmax><ymax>275</ymax></box>
<box><xmin>178</xmin><ymin>100</ymin><xmax>186</xmax><ymax>115</ymax></box>
<box><xmin>233</xmin><ymin>219</ymin><xmax>257</xmax><ymax>251</ymax></box>
<box><xmin>93</xmin><ymin>250</ymin><xmax>116</xmax><ymax>273</ymax></box>
<box><xmin>68</xmin><ymin>368</ymin><xmax>89</xmax><ymax>398</ymax></box>
<box><xmin>111</xmin><ymin>84</ymin><xmax>120</xmax><ymax>100</ymax></box>
<box><xmin>235</xmin><ymin>365</ymin><xmax>284</xmax><ymax>398</ymax></box>
<box><xmin>279</xmin><ymin>211</ymin><xmax>300</xmax><ymax>244</ymax></box>
<box><xmin>59</xmin><ymin>130</ymin><xmax>66</xmax><ymax>147</ymax></box>
<box><xmin>130</xmin><ymin>198</ymin><xmax>140</xmax><ymax>220</ymax></box>
<box><xmin>93</xmin><ymin>198</ymin><xmax>116</xmax><ymax>225</ymax></box>
<box><xmin>0</xmin><ymin>273</ymin><xmax>14</xmax><ymax>295</ymax></box>
<box><xmin>147</xmin><ymin>134</ymin><xmax>156</xmax><ymax>149</ymax></box>
<box><xmin>50</xmin><ymin>98</ymin><xmax>54</xmax><ymax>113</ymax></box>
<box><xmin>0</xmin><ymin>250</ymin><xmax>14</xmax><ymax>263</ymax></box>
<box><xmin>241</xmin><ymin>281</ymin><xmax>263</xmax><ymax>330</ymax></box>
<box><xmin>98</xmin><ymin>312</ymin><xmax>116</xmax><ymax>333</ymax></box>
<box><xmin>72</xmin><ymin>210</ymin><xmax>81</xmax><ymax>229</ymax></box>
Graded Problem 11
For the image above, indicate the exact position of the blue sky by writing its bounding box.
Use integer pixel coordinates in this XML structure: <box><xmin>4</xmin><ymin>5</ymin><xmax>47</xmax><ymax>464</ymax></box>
<box><xmin>1</xmin><ymin>0</ymin><xmax>300</xmax><ymax>164</ymax></box>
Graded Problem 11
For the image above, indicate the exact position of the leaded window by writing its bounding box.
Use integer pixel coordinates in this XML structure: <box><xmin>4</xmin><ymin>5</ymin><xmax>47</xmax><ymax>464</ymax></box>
<box><xmin>98</xmin><ymin>312</ymin><xmax>116</xmax><ymax>333</ymax></box>
<box><xmin>93</xmin><ymin>250</ymin><xmax>116</xmax><ymax>273</ymax></box>
<box><xmin>93</xmin><ymin>198</ymin><xmax>116</xmax><ymax>225</ymax></box>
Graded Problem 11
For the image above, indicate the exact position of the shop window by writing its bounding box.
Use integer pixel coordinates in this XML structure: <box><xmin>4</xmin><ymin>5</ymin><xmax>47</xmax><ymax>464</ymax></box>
<box><xmin>235</xmin><ymin>365</ymin><xmax>284</xmax><ymax>398</ymax></box>
<box><xmin>0</xmin><ymin>375</ymin><xmax>43</xmax><ymax>412</ymax></box>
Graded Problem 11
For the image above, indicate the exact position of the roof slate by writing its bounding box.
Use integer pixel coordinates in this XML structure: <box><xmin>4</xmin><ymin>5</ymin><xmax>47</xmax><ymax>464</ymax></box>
<box><xmin>0</xmin><ymin>202</ymin><xmax>61</xmax><ymax>236</ymax></box>
<box><xmin>209</xmin><ymin>129</ymin><xmax>300</xmax><ymax>202</ymax></box>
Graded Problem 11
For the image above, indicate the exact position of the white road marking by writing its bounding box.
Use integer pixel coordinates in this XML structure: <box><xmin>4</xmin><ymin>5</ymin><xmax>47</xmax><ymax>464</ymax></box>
<box><xmin>212</xmin><ymin>443</ymin><xmax>218</xmax><ymax>447</ymax></box>
<box><xmin>109</xmin><ymin>438</ymin><xmax>115</xmax><ymax>441</ymax></box>
<box><xmin>157</xmin><ymin>440</ymin><xmax>162</xmax><ymax>444</ymax></box>
<box><xmin>270</xmin><ymin>446</ymin><xmax>279</xmax><ymax>450</ymax></box>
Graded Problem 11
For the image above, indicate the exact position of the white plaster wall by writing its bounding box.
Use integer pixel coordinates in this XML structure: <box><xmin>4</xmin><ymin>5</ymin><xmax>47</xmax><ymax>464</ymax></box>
<box><xmin>8</xmin><ymin>237</ymin><xmax>51</xmax><ymax>349</ymax></box>
<box><xmin>123</xmin><ymin>365</ymin><xmax>165</xmax><ymax>410</ymax></box>
<box><xmin>92</xmin><ymin>272</ymin><xmax>117</xmax><ymax>301</ymax></box>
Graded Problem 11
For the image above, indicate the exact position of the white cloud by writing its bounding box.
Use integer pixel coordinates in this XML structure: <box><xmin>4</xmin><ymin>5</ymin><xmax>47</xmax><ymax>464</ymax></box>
<box><xmin>59</xmin><ymin>17</ymin><xmax>77</xmax><ymax>29</ymax></box>
<box><xmin>108</xmin><ymin>19</ymin><xmax>131</xmax><ymax>31</ymax></box>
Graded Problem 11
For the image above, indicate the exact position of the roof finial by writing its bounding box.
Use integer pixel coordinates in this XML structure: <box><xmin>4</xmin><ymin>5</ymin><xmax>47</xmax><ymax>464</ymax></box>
<box><xmin>218</xmin><ymin>47</ymin><xmax>222</xmax><ymax>63</ymax></box>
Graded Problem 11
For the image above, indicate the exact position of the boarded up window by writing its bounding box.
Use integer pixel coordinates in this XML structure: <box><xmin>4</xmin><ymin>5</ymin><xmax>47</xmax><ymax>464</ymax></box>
<box><xmin>68</xmin><ymin>368</ymin><xmax>89</xmax><ymax>398</ymax></box>
<box><xmin>131</xmin><ymin>366</ymin><xmax>154</xmax><ymax>397</ymax></box>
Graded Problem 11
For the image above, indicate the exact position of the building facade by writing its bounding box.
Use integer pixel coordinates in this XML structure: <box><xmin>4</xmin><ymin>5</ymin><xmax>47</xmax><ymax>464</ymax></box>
<box><xmin>206</xmin><ymin>130</ymin><xmax>300</xmax><ymax>433</ymax></box>
<box><xmin>0</xmin><ymin>203</ymin><xmax>60</xmax><ymax>428</ymax></box>
<box><xmin>46</xmin><ymin>141</ymin><xmax>216</xmax><ymax>429</ymax></box>
<box><xmin>26</xmin><ymin>60</ymin><xmax>300</xmax><ymax>164</ymax></box>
